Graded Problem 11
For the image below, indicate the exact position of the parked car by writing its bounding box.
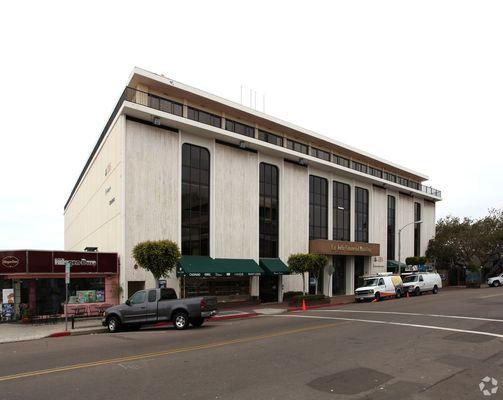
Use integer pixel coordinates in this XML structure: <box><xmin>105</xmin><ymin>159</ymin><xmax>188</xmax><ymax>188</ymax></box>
<box><xmin>402</xmin><ymin>272</ymin><xmax>442</xmax><ymax>295</ymax></box>
<box><xmin>102</xmin><ymin>288</ymin><xmax>217</xmax><ymax>332</ymax></box>
<box><xmin>487</xmin><ymin>273</ymin><xmax>503</xmax><ymax>287</ymax></box>
<box><xmin>354</xmin><ymin>273</ymin><xmax>403</xmax><ymax>302</ymax></box>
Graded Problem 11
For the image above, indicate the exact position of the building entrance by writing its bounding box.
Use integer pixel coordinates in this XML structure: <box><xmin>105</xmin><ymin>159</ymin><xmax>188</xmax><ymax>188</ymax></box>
<box><xmin>259</xmin><ymin>276</ymin><xmax>279</xmax><ymax>303</ymax></box>
<box><xmin>332</xmin><ymin>256</ymin><xmax>346</xmax><ymax>295</ymax></box>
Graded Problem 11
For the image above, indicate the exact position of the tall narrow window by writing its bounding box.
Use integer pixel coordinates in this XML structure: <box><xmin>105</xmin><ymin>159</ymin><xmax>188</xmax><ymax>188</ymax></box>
<box><xmin>387</xmin><ymin>196</ymin><xmax>396</xmax><ymax>260</ymax></box>
<box><xmin>259</xmin><ymin>163</ymin><xmax>279</xmax><ymax>258</ymax></box>
<box><xmin>414</xmin><ymin>202</ymin><xmax>421</xmax><ymax>256</ymax></box>
<box><xmin>182</xmin><ymin>143</ymin><xmax>210</xmax><ymax>256</ymax></box>
<box><xmin>355</xmin><ymin>187</ymin><xmax>369</xmax><ymax>242</ymax></box>
<box><xmin>309</xmin><ymin>175</ymin><xmax>328</xmax><ymax>240</ymax></box>
<box><xmin>333</xmin><ymin>181</ymin><xmax>350</xmax><ymax>241</ymax></box>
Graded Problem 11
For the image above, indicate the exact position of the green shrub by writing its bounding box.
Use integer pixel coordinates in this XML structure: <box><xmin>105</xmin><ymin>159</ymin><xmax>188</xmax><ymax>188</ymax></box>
<box><xmin>282</xmin><ymin>291</ymin><xmax>304</xmax><ymax>300</ymax></box>
<box><xmin>288</xmin><ymin>294</ymin><xmax>329</xmax><ymax>306</ymax></box>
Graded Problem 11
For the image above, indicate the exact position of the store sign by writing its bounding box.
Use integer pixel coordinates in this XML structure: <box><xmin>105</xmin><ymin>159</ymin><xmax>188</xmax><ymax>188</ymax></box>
<box><xmin>54</xmin><ymin>258</ymin><xmax>97</xmax><ymax>266</ymax></box>
<box><xmin>309</xmin><ymin>240</ymin><xmax>380</xmax><ymax>256</ymax></box>
<box><xmin>372</xmin><ymin>256</ymin><xmax>385</xmax><ymax>268</ymax></box>
<box><xmin>1</xmin><ymin>256</ymin><xmax>19</xmax><ymax>269</ymax></box>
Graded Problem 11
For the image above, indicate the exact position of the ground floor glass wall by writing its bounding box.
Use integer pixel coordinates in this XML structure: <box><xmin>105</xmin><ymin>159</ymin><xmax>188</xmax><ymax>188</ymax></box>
<box><xmin>332</xmin><ymin>256</ymin><xmax>346</xmax><ymax>295</ymax></box>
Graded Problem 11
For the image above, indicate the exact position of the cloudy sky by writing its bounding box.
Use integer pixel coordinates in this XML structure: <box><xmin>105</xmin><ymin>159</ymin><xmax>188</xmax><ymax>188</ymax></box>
<box><xmin>1</xmin><ymin>0</ymin><xmax>502</xmax><ymax>250</ymax></box>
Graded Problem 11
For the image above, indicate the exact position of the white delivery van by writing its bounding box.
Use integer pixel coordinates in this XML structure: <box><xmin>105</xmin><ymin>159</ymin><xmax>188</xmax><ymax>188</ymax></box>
<box><xmin>354</xmin><ymin>273</ymin><xmax>403</xmax><ymax>302</ymax></box>
<box><xmin>402</xmin><ymin>272</ymin><xmax>442</xmax><ymax>296</ymax></box>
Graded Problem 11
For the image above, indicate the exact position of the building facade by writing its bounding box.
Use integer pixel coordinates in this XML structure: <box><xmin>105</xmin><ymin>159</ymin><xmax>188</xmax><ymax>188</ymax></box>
<box><xmin>64</xmin><ymin>68</ymin><xmax>441</xmax><ymax>303</ymax></box>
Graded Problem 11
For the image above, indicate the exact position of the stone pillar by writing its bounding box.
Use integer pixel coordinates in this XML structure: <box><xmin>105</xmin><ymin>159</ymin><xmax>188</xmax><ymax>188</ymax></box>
<box><xmin>250</xmin><ymin>276</ymin><xmax>259</xmax><ymax>298</ymax></box>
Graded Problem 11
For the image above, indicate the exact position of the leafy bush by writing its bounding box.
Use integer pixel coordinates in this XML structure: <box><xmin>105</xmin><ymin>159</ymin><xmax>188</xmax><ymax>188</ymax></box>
<box><xmin>288</xmin><ymin>294</ymin><xmax>329</xmax><ymax>306</ymax></box>
<box><xmin>282</xmin><ymin>291</ymin><xmax>304</xmax><ymax>300</ymax></box>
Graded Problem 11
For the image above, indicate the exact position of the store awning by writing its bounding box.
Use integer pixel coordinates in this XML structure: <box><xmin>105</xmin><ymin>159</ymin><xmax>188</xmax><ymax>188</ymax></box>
<box><xmin>177</xmin><ymin>256</ymin><xmax>263</xmax><ymax>277</ymax></box>
<box><xmin>386</xmin><ymin>260</ymin><xmax>407</xmax><ymax>272</ymax></box>
<box><xmin>259</xmin><ymin>258</ymin><xmax>290</xmax><ymax>275</ymax></box>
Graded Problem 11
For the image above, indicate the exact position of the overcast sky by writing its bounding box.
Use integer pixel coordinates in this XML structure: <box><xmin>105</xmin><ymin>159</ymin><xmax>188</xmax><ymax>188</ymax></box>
<box><xmin>1</xmin><ymin>1</ymin><xmax>502</xmax><ymax>250</ymax></box>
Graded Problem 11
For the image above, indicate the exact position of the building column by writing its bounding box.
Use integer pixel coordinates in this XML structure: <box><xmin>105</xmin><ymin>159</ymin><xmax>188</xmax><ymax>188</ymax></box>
<box><xmin>28</xmin><ymin>281</ymin><xmax>36</xmax><ymax>313</ymax></box>
<box><xmin>250</xmin><ymin>276</ymin><xmax>259</xmax><ymax>298</ymax></box>
<box><xmin>325</xmin><ymin>261</ymin><xmax>333</xmax><ymax>297</ymax></box>
<box><xmin>345</xmin><ymin>256</ymin><xmax>355</xmax><ymax>295</ymax></box>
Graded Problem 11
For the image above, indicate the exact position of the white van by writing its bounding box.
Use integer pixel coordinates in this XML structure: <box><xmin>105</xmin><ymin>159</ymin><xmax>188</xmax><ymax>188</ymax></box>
<box><xmin>402</xmin><ymin>272</ymin><xmax>442</xmax><ymax>295</ymax></box>
<box><xmin>354</xmin><ymin>273</ymin><xmax>403</xmax><ymax>302</ymax></box>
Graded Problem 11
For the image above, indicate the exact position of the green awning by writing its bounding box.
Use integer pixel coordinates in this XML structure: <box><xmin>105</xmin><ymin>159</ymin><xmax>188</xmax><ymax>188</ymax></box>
<box><xmin>386</xmin><ymin>260</ymin><xmax>407</xmax><ymax>272</ymax></box>
<box><xmin>177</xmin><ymin>256</ymin><xmax>263</xmax><ymax>277</ymax></box>
<box><xmin>259</xmin><ymin>258</ymin><xmax>290</xmax><ymax>275</ymax></box>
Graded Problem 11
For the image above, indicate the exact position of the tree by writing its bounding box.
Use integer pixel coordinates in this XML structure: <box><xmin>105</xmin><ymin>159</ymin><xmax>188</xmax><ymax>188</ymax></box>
<box><xmin>426</xmin><ymin>209</ymin><xmax>503</xmax><ymax>280</ymax></box>
<box><xmin>287</xmin><ymin>253</ymin><xmax>328</xmax><ymax>294</ymax></box>
<box><xmin>132</xmin><ymin>240</ymin><xmax>181</xmax><ymax>286</ymax></box>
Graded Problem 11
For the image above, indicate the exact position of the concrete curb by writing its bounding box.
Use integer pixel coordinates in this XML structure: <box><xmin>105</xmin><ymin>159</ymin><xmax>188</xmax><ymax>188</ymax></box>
<box><xmin>46</xmin><ymin>328</ymin><xmax>107</xmax><ymax>339</ymax></box>
<box><xmin>287</xmin><ymin>301</ymin><xmax>351</xmax><ymax>312</ymax></box>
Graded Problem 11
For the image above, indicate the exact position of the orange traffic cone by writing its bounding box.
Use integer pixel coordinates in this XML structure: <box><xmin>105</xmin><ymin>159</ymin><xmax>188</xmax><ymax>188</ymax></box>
<box><xmin>406</xmin><ymin>291</ymin><xmax>410</xmax><ymax>299</ymax></box>
<box><xmin>301</xmin><ymin>299</ymin><xmax>307</xmax><ymax>311</ymax></box>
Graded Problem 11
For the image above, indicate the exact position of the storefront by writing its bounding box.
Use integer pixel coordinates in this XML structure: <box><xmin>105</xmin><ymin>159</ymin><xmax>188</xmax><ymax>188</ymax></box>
<box><xmin>0</xmin><ymin>250</ymin><xmax>119</xmax><ymax>319</ymax></box>
<box><xmin>176</xmin><ymin>256</ymin><xmax>289</xmax><ymax>304</ymax></box>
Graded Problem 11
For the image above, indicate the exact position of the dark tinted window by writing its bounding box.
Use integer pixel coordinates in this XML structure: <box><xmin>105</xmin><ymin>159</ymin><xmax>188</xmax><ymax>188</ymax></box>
<box><xmin>310</xmin><ymin>147</ymin><xmax>331</xmax><ymax>161</ymax></box>
<box><xmin>352</xmin><ymin>161</ymin><xmax>368</xmax><ymax>174</ymax></box>
<box><xmin>369</xmin><ymin>166</ymin><xmax>383</xmax><ymax>178</ymax></box>
<box><xmin>309</xmin><ymin>175</ymin><xmax>328</xmax><ymax>240</ymax></box>
<box><xmin>414</xmin><ymin>202</ymin><xmax>421</xmax><ymax>257</ymax></box>
<box><xmin>384</xmin><ymin>172</ymin><xmax>397</xmax><ymax>183</ymax></box>
<box><xmin>397</xmin><ymin>176</ymin><xmax>409</xmax><ymax>187</ymax></box>
<box><xmin>130</xmin><ymin>290</ymin><xmax>146</xmax><ymax>305</ymax></box>
<box><xmin>225</xmin><ymin>119</ymin><xmax>255</xmax><ymax>138</ymax></box>
<box><xmin>148</xmin><ymin>290</ymin><xmax>157</xmax><ymax>302</ymax></box>
<box><xmin>286</xmin><ymin>139</ymin><xmax>308</xmax><ymax>154</ymax></box>
<box><xmin>387</xmin><ymin>195</ymin><xmax>396</xmax><ymax>261</ymax></box>
<box><xmin>355</xmin><ymin>187</ymin><xmax>369</xmax><ymax>242</ymax></box>
<box><xmin>187</xmin><ymin>107</ymin><xmax>221</xmax><ymax>128</ymax></box>
<box><xmin>182</xmin><ymin>143</ymin><xmax>210</xmax><ymax>256</ymax></box>
<box><xmin>160</xmin><ymin>288</ymin><xmax>177</xmax><ymax>300</ymax></box>
<box><xmin>259</xmin><ymin>130</ymin><xmax>283</xmax><ymax>146</ymax></box>
<box><xmin>333</xmin><ymin>155</ymin><xmax>350</xmax><ymax>168</ymax></box>
<box><xmin>259</xmin><ymin>163</ymin><xmax>279</xmax><ymax>258</ymax></box>
<box><xmin>333</xmin><ymin>181</ymin><xmax>351</xmax><ymax>241</ymax></box>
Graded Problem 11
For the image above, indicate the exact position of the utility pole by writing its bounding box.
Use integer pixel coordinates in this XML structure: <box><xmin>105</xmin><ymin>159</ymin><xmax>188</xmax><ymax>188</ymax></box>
<box><xmin>398</xmin><ymin>220</ymin><xmax>423</xmax><ymax>275</ymax></box>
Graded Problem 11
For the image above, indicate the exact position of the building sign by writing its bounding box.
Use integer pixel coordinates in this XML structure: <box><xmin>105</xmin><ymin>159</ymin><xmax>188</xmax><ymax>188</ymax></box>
<box><xmin>372</xmin><ymin>256</ymin><xmax>385</xmax><ymax>268</ymax></box>
<box><xmin>1</xmin><ymin>256</ymin><xmax>19</xmax><ymax>269</ymax></box>
<box><xmin>309</xmin><ymin>240</ymin><xmax>380</xmax><ymax>256</ymax></box>
<box><xmin>54</xmin><ymin>258</ymin><xmax>97</xmax><ymax>266</ymax></box>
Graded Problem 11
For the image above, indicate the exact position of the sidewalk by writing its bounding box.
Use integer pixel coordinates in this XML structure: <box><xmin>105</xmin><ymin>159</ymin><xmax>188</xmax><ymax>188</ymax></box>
<box><xmin>0</xmin><ymin>295</ymin><xmax>355</xmax><ymax>344</ymax></box>
<box><xmin>0</xmin><ymin>318</ymin><xmax>106</xmax><ymax>344</ymax></box>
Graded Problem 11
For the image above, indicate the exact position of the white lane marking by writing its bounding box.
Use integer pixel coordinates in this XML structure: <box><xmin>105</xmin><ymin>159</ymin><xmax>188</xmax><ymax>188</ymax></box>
<box><xmin>307</xmin><ymin>309</ymin><xmax>503</xmax><ymax>323</ymax></box>
<box><xmin>479</xmin><ymin>293</ymin><xmax>503</xmax><ymax>299</ymax></box>
<box><xmin>270</xmin><ymin>314</ymin><xmax>503</xmax><ymax>338</ymax></box>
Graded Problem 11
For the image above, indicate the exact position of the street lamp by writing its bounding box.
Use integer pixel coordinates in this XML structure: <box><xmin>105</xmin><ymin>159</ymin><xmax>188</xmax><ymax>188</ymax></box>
<box><xmin>397</xmin><ymin>220</ymin><xmax>423</xmax><ymax>275</ymax></box>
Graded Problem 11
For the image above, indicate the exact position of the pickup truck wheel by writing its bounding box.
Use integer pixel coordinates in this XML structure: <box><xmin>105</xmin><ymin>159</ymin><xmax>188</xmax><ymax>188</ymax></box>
<box><xmin>173</xmin><ymin>312</ymin><xmax>189</xmax><ymax>330</ymax></box>
<box><xmin>414</xmin><ymin>287</ymin><xmax>421</xmax><ymax>296</ymax></box>
<box><xmin>107</xmin><ymin>316</ymin><xmax>121</xmax><ymax>333</ymax></box>
<box><xmin>432</xmin><ymin>285</ymin><xmax>439</xmax><ymax>294</ymax></box>
<box><xmin>191</xmin><ymin>318</ymin><xmax>205</xmax><ymax>328</ymax></box>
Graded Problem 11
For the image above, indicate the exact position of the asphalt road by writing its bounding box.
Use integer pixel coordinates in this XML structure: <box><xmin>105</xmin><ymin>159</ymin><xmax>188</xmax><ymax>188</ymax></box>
<box><xmin>1</xmin><ymin>287</ymin><xmax>503</xmax><ymax>399</ymax></box>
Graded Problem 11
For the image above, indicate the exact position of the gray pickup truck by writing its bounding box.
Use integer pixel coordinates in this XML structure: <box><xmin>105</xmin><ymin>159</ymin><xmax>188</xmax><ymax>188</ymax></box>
<box><xmin>102</xmin><ymin>288</ymin><xmax>217</xmax><ymax>332</ymax></box>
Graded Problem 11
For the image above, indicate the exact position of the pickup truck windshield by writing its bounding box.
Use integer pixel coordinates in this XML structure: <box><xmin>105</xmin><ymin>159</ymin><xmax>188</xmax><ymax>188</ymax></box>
<box><xmin>403</xmin><ymin>276</ymin><xmax>418</xmax><ymax>283</ymax></box>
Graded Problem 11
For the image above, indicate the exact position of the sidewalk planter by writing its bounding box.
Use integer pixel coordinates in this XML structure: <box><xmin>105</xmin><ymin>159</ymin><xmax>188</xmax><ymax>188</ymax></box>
<box><xmin>288</xmin><ymin>294</ymin><xmax>330</xmax><ymax>307</ymax></box>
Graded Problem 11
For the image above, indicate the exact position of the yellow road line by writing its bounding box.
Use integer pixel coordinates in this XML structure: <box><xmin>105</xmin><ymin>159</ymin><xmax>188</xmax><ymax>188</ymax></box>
<box><xmin>0</xmin><ymin>321</ymin><xmax>343</xmax><ymax>383</ymax></box>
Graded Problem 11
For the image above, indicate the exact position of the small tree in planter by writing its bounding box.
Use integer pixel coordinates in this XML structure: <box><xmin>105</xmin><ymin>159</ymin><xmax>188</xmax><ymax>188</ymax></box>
<box><xmin>287</xmin><ymin>253</ymin><xmax>328</xmax><ymax>294</ymax></box>
<box><xmin>132</xmin><ymin>240</ymin><xmax>181</xmax><ymax>287</ymax></box>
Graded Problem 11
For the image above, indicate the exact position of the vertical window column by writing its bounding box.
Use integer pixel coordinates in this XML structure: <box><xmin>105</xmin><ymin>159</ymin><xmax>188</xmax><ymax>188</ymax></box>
<box><xmin>355</xmin><ymin>187</ymin><xmax>369</xmax><ymax>243</ymax></box>
<box><xmin>181</xmin><ymin>143</ymin><xmax>210</xmax><ymax>256</ymax></box>
<box><xmin>259</xmin><ymin>163</ymin><xmax>279</xmax><ymax>258</ymax></box>
<box><xmin>309</xmin><ymin>175</ymin><xmax>328</xmax><ymax>240</ymax></box>
<box><xmin>333</xmin><ymin>181</ymin><xmax>350</xmax><ymax>241</ymax></box>
<box><xmin>387</xmin><ymin>196</ymin><xmax>396</xmax><ymax>260</ymax></box>
<box><xmin>414</xmin><ymin>202</ymin><xmax>421</xmax><ymax>256</ymax></box>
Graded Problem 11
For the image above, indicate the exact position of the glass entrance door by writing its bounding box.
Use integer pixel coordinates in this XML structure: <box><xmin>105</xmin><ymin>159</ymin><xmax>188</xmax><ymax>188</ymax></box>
<box><xmin>354</xmin><ymin>256</ymin><xmax>365</xmax><ymax>292</ymax></box>
<box><xmin>332</xmin><ymin>256</ymin><xmax>346</xmax><ymax>295</ymax></box>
